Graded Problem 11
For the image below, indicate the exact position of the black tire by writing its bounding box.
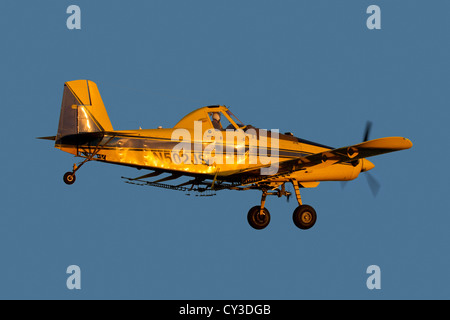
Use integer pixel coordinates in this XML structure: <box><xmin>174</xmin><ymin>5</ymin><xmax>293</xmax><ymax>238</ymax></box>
<box><xmin>293</xmin><ymin>205</ymin><xmax>317</xmax><ymax>230</ymax></box>
<box><xmin>63</xmin><ymin>172</ymin><xmax>76</xmax><ymax>185</ymax></box>
<box><xmin>247</xmin><ymin>206</ymin><xmax>271</xmax><ymax>230</ymax></box>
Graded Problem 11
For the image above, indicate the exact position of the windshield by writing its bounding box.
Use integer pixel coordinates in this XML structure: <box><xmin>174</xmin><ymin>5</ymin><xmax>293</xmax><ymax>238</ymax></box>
<box><xmin>226</xmin><ymin>110</ymin><xmax>245</xmax><ymax>128</ymax></box>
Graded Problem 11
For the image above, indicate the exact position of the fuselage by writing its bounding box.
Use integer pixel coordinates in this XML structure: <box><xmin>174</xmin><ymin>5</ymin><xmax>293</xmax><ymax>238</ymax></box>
<box><xmin>56</xmin><ymin>127</ymin><xmax>364</xmax><ymax>183</ymax></box>
<box><xmin>55</xmin><ymin>104</ymin><xmax>368</xmax><ymax>183</ymax></box>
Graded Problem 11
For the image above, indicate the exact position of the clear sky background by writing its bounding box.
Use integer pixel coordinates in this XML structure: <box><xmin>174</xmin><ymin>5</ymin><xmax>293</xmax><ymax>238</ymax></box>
<box><xmin>0</xmin><ymin>0</ymin><xmax>449</xmax><ymax>299</ymax></box>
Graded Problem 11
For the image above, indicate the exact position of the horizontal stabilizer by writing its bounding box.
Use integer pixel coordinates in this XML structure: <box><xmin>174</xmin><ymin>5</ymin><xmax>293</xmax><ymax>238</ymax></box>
<box><xmin>36</xmin><ymin>136</ymin><xmax>56</xmax><ymax>141</ymax></box>
<box><xmin>56</xmin><ymin>132</ymin><xmax>107</xmax><ymax>146</ymax></box>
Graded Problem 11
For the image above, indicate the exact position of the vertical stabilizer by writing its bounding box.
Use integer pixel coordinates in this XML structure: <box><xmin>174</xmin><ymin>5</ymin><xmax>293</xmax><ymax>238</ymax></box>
<box><xmin>56</xmin><ymin>80</ymin><xmax>113</xmax><ymax>141</ymax></box>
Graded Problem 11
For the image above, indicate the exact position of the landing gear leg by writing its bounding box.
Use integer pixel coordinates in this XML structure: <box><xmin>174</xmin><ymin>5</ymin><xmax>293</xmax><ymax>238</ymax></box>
<box><xmin>62</xmin><ymin>136</ymin><xmax>113</xmax><ymax>185</ymax></box>
<box><xmin>260</xmin><ymin>190</ymin><xmax>267</xmax><ymax>215</ymax></box>
<box><xmin>291</xmin><ymin>180</ymin><xmax>317</xmax><ymax>230</ymax></box>
<box><xmin>292</xmin><ymin>180</ymin><xmax>302</xmax><ymax>206</ymax></box>
<box><xmin>247</xmin><ymin>190</ymin><xmax>271</xmax><ymax>230</ymax></box>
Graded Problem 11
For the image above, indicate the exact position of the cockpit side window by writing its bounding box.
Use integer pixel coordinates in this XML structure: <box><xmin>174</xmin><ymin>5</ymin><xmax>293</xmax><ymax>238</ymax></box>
<box><xmin>209</xmin><ymin>112</ymin><xmax>235</xmax><ymax>130</ymax></box>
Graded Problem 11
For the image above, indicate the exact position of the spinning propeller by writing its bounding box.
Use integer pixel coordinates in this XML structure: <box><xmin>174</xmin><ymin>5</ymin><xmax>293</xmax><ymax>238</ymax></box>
<box><xmin>361</xmin><ymin>121</ymin><xmax>381</xmax><ymax>196</ymax></box>
<box><xmin>342</xmin><ymin>121</ymin><xmax>381</xmax><ymax>197</ymax></box>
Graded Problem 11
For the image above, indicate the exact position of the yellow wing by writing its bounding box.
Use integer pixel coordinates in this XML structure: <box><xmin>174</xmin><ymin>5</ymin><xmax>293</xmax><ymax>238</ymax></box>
<box><xmin>237</xmin><ymin>137</ymin><xmax>412</xmax><ymax>179</ymax></box>
<box><xmin>291</xmin><ymin>137</ymin><xmax>413</xmax><ymax>170</ymax></box>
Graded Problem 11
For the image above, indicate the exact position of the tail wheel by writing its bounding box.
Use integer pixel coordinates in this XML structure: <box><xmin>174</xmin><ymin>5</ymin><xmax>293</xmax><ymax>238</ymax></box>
<box><xmin>247</xmin><ymin>206</ymin><xmax>271</xmax><ymax>230</ymax></box>
<box><xmin>63</xmin><ymin>172</ymin><xmax>76</xmax><ymax>185</ymax></box>
<box><xmin>293</xmin><ymin>205</ymin><xmax>317</xmax><ymax>230</ymax></box>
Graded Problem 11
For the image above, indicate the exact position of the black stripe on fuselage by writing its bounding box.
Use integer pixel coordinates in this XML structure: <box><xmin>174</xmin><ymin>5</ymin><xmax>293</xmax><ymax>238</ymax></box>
<box><xmin>57</xmin><ymin>132</ymin><xmax>331</xmax><ymax>157</ymax></box>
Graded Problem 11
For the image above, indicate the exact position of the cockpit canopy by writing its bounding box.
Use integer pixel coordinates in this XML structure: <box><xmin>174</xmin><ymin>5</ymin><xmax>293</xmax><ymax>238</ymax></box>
<box><xmin>174</xmin><ymin>105</ymin><xmax>245</xmax><ymax>131</ymax></box>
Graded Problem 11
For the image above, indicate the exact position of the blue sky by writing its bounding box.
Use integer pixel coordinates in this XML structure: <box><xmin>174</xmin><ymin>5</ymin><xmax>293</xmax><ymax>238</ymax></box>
<box><xmin>0</xmin><ymin>0</ymin><xmax>449</xmax><ymax>299</ymax></box>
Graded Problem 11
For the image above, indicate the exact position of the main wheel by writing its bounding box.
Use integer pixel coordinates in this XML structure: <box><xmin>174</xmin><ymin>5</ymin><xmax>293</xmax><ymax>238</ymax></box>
<box><xmin>63</xmin><ymin>172</ymin><xmax>76</xmax><ymax>185</ymax></box>
<box><xmin>293</xmin><ymin>205</ymin><xmax>317</xmax><ymax>230</ymax></box>
<box><xmin>247</xmin><ymin>206</ymin><xmax>271</xmax><ymax>230</ymax></box>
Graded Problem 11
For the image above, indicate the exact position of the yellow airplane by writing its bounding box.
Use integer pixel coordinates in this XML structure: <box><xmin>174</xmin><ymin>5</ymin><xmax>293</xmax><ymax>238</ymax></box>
<box><xmin>39</xmin><ymin>80</ymin><xmax>412</xmax><ymax>230</ymax></box>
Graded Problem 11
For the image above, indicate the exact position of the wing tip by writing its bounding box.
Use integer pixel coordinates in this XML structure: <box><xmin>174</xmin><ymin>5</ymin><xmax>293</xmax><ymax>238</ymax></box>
<box><xmin>393</xmin><ymin>137</ymin><xmax>413</xmax><ymax>150</ymax></box>
<box><xmin>403</xmin><ymin>138</ymin><xmax>413</xmax><ymax>149</ymax></box>
<box><xmin>362</xmin><ymin>137</ymin><xmax>413</xmax><ymax>150</ymax></box>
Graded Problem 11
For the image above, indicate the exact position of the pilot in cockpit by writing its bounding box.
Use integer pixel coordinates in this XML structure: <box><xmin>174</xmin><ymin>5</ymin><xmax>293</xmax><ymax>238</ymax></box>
<box><xmin>211</xmin><ymin>112</ymin><xmax>223</xmax><ymax>130</ymax></box>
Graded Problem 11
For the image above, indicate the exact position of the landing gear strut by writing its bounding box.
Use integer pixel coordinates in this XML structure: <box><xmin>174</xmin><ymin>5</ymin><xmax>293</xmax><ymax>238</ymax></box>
<box><xmin>62</xmin><ymin>156</ymin><xmax>91</xmax><ymax>185</ymax></box>
<box><xmin>246</xmin><ymin>180</ymin><xmax>318</xmax><ymax>230</ymax></box>
<box><xmin>62</xmin><ymin>136</ymin><xmax>114</xmax><ymax>185</ymax></box>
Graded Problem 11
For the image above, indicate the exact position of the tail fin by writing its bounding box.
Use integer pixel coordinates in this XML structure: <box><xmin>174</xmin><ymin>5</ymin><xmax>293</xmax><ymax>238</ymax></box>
<box><xmin>56</xmin><ymin>80</ymin><xmax>113</xmax><ymax>141</ymax></box>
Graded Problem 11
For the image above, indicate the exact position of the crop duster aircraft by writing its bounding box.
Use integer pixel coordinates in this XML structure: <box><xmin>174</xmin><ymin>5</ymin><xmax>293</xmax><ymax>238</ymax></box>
<box><xmin>39</xmin><ymin>80</ymin><xmax>412</xmax><ymax>230</ymax></box>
